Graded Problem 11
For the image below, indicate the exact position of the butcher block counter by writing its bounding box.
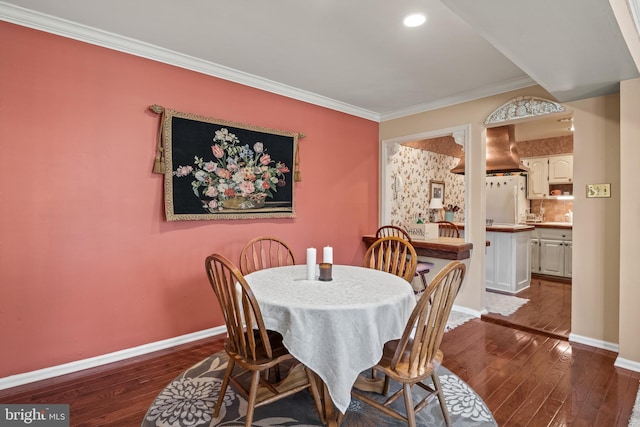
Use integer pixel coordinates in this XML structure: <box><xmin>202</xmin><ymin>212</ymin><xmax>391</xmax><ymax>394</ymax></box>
<box><xmin>453</xmin><ymin>223</ymin><xmax>535</xmax><ymax>233</ymax></box>
<box><xmin>362</xmin><ymin>235</ymin><xmax>474</xmax><ymax>260</ymax></box>
<box><xmin>525</xmin><ymin>222</ymin><xmax>573</xmax><ymax>230</ymax></box>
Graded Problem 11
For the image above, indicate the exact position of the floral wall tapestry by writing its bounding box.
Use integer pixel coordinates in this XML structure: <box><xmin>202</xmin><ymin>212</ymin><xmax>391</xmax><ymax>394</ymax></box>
<box><xmin>158</xmin><ymin>108</ymin><xmax>297</xmax><ymax>220</ymax></box>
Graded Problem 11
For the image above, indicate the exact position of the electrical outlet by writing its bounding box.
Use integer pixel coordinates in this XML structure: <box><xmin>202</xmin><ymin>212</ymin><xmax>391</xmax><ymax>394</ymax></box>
<box><xmin>586</xmin><ymin>183</ymin><xmax>611</xmax><ymax>198</ymax></box>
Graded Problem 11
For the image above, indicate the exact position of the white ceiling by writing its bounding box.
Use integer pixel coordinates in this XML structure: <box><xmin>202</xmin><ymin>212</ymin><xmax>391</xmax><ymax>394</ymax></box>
<box><xmin>1</xmin><ymin>0</ymin><xmax>638</xmax><ymax>122</ymax></box>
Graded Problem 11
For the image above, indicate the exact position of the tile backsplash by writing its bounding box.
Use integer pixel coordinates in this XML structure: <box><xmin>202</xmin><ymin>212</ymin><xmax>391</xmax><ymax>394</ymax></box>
<box><xmin>529</xmin><ymin>198</ymin><xmax>574</xmax><ymax>222</ymax></box>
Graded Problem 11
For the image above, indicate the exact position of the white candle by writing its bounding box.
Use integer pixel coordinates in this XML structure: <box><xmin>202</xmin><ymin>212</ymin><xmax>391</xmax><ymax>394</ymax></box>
<box><xmin>306</xmin><ymin>248</ymin><xmax>316</xmax><ymax>280</ymax></box>
<box><xmin>323</xmin><ymin>246</ymin><xmax>333</xmax><ymax>264</ymax></box>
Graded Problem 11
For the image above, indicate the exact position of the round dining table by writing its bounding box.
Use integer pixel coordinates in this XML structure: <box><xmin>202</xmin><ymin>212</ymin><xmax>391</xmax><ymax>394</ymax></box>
<box><xmin>245</xmin><ymin>264</ymin><xmax>416</xmax><ymax>415</ymax></box>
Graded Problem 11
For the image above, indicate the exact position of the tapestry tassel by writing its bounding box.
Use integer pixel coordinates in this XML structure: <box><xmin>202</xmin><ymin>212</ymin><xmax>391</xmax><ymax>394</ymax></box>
<box><xmin>294</xmin><ymin>132</ymin><xmax>305</xmax><ymax>182</ymax></box>
<box><xmin>149</xmin><ymin>104</ymin><xmax>165</xmax><ymax>174</ymax></box>
<box><xmin>152</xmin><ymin>146</ymin><xmax>164</xmax><ymax>174</ymax></box>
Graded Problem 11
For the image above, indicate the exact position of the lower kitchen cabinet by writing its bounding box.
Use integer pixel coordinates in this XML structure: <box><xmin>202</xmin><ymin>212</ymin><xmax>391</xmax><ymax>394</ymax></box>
<box><xmin>531</xmin><ymin>227</ymin><xmax>572</xmax><ymax>278</ymax></box>
<box><xmin>531</xmin><ymin>238</ymin><xmax>540</xmax><ymax>273</ymax></box>
<box><xmin>564</xmin><ymin>241</ymin><xmax>572</xmax><ymax>277</ymax></box>
<box><xmin>486</xmin><ymin>230</ymin><xmax>531</xmax><ymax>294</ymax></box>
<box><xmin>540</xmin><ymin>239</ymin><xmax>565</xmax><ymax>276</ymax></box>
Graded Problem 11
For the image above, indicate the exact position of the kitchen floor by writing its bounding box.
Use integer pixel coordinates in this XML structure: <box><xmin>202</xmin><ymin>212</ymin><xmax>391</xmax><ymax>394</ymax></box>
<box><xmin>482</xmin><ymin>275</ymin><xmax>571</xmax><ymax>339</ymax></box>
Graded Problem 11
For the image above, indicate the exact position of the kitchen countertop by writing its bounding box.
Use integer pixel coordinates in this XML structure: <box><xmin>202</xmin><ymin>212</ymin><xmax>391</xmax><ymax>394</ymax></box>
<box><xmin>487</xmin><ymin>224</ymin><xmax>535</xmax><ymax>232</ymax></box>
<box><xmin>453</xmin><ymin>223</ymin><xmax>535</xmax><ymax>233</ymax></box>
<box><xmin>525</xmin><ymin>222</ymin><xmax>573</xmax><ymax>229</ymax></box>
<box><xmin>454</xmin><ymin>222</ymin><xmax>572</xmax><ymax>231</ymax></box>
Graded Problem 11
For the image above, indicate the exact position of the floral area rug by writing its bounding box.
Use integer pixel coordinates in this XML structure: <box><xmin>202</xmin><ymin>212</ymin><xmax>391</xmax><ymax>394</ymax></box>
<box><xmin>142</xmin><ymin>351</ymin><xmax>496</xmax><ymax>427</ymax></box>
<box><xmin>485</xmin><ymin>291</ymin><xmax>529</xmax><ymax>316</ymax></box>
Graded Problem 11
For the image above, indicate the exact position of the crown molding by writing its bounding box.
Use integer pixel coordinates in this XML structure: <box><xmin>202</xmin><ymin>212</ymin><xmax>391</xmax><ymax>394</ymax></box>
<box><xmin>379</xmin><ymin>76</ymin><xmax>537</xmax><ymax>121</ymax></box>
<box><xmin>0</xmin><ymin>2</ymin><xmax>540</xmax><ymax>123</ymax></box>
<box><xmin>0</xmin><ymin>2</ymin><xmax>380</xmax><ymax>121</ymax></box>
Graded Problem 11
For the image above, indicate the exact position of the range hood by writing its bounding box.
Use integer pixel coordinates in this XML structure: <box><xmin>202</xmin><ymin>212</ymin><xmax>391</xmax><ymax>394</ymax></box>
<box><xmin>450</xmin><ymin>125</ymin><xmax>530</xmax><ymax>174</ymax></box>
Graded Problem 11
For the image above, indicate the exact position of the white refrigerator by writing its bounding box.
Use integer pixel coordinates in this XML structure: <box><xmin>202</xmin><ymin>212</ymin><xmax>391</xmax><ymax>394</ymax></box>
<box><xmin>486</xmin><ymin>175</ymin><xmax>528</xmax><ymax>225</ymax></box>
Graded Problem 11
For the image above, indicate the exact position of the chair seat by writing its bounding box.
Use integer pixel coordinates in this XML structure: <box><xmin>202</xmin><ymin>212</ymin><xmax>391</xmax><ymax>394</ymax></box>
<box><xmin>413</xmin><ymin>262</ymin><xmax>434</xmax><ymax>294</ymax></box>
<box><xmin>225</xmin><ymin>329</ymin><xmax>290</xmax><ymax>367</ymax></box>
<box><xmin>379</xmin><ymin>339</ymin><xmax>443</xmax><ymax>381</ymax></box>
<box><xmin>415</xmin><ymin>262</ymin><xmax>434</xmax><ymax>273</ymax></box>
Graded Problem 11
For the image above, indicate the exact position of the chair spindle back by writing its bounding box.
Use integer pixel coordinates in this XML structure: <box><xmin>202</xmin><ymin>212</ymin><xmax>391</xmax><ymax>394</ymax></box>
<box><xmin>363</xmin><ymin>236</ymin><xmax>418</xmax><ymax>283</ymax></box>
<box><xmin>205</xmin><ymin>253</ymin><xmax>272</xmax><ymax>361</ymax></box>
<box><xmin>392</xmin><ymin>261</ymin><xmax>465</xmax><ymax>377</ymax></box>
<box><xmin>240</xmin><ymin>236</ymin><xmax>296</xmax><ymax>275</ymax></box>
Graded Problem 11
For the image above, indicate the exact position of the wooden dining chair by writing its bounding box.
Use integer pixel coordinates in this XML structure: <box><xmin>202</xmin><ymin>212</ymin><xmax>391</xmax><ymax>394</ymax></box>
<box><xmin>375</xmin><ymin>226</ymin><xmax>433</xmax><ymax>292</ymax></box>
<box><xmin>239</xmin><ymin>236</ymin><xmax>296</xmax><ymax>275</ymax></box>
<box><xmin>364</xmin><ymin>236</ymin><xmax>418</xmax><ymax>283</ymax></box>
<box><xmin>352</xmin><ymin>261</ymin><xmax>466</xmax><ymax>427</ymax></box>
<box><xmin>436</xmin><ymin>221</ymin><xmax>460</xmax><ymax>238</ymax></box>
<box><xmin>204</xmin><ymin>253</ymin><xmax>324</xmax><ymax>427</ymax></box>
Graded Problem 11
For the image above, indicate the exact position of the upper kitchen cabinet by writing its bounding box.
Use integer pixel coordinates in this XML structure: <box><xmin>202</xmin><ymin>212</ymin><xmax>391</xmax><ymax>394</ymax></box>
<box><xmin>523</xmin><ymin>154</ymin><xmax>573</xmax><ymax>199</ymax></box>
<box><xmin>523</xmin><ymin>156</ymin><xmax>549</xmax><ymax>199</ymax></box>
<box><xmin>548</xmin><ymin>155</ymin><xmax>573</xmax><ymax>183</ymax></box>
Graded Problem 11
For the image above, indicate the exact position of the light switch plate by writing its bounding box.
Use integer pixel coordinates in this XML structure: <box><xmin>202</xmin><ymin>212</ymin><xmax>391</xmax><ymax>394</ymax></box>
<box><xmin>586</xmin><ymin>183</ymin><xmax>611</xmax><ymax>198</ymax></box>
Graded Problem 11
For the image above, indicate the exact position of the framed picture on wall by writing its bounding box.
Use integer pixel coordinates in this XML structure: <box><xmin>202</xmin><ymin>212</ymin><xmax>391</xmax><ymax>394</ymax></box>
<box><xmin>429</xmin><ymin>180</ymin><xmax>445</xmax><ymax>203</ymax></box>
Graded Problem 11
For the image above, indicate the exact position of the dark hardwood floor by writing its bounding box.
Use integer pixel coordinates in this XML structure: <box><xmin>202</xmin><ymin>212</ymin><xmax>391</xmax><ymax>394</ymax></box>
<box><xmin>1</xmin><ymin>318</ymin><xmax>638</xmax><ymax>426</ymax></box>
<box><xmin>443</xmin><ymin>319</ymin><xmax>639</xmax><ymax>426</ymax></box>
<box><xmin>0</xmin><ymin>340</ymin><xmax>220</xmax><ymax>427</ymax></box>
<box><xmin>483</xmin><ymin>275</ymin><xmax>572</xmax><ymax>340</ymax></box>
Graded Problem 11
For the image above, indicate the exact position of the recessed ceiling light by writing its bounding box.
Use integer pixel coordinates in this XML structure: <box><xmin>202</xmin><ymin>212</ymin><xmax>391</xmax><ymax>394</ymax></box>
<box><xmin>404</xmin><ymin>13</ymin><xmax>426</xmax><ymax>27</ymax></box>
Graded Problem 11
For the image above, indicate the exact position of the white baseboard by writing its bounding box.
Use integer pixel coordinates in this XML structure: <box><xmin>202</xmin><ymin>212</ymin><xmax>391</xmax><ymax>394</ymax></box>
<box><xmin>0</xmin><ymin>326</ymin><xmax>226</xmax><ymax>391</ymax></box>
<box><xmin>614</xmin><ymin>356</ymin><xmax>640</xmax><ymax>373</ymax></box>
<box><xmin>452</xmin><ymin>304</ymin><xmax>484</xmax><ymax>317</ymax></box>
<box><xmin>568</xmin><ymin>332</ymin><xmax>620</xmax><ymax>353</ymax></box>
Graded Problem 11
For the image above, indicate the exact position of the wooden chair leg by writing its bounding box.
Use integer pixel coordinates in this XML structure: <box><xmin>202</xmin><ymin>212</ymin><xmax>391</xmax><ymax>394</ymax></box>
<box><xmin>382</xmin><ymin>374</ymin><xmax>391</xmax><ymax>395</ymax></box>
<box><xmin>244</xmin><ymin>371</ymin><xmax>261</xmax><ymax>427</ymax></box>
<box><xmin>304</xmin><ymin>367</ymin><xmax>326</xmax><ymax>425</ymax></box>
<box><xmin>416</xmin><ymin>271</ymin><xmax>428</xmax><ymax>293</ymax></box>
<box><xmin>273</xmin><ymin>364</ymin><xmax>281</xmax><ymax>381</ymax></box>
<box><xmin>403</xmin><ymin>382</ymin><xmax>417</xmax><ymax>427</ymax></box>
<box><xmin>214</xmin><ymin>360</ymin><xmax>235</xmax><ymax>417</ymax></box>
<box><xmin>321</xmin><ymin>381</ymin><xmax>338</xmax><ymax>426</ymax></box>
<box><xmin>263</xmin><ymin>364</ymin><xmax>281</xmax><ymax>383</ymax></box>
<box><xmin>432</xmin><ymin>373</ymin><xmax>452</xmax><ymax>427</ymax></box>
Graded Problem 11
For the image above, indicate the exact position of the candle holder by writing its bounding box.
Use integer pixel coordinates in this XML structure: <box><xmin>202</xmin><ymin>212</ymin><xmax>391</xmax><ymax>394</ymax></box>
<box><xmin>319</xmin><ymin>263</ymin><xmax>332</xmax><ymax>281</ymax></box>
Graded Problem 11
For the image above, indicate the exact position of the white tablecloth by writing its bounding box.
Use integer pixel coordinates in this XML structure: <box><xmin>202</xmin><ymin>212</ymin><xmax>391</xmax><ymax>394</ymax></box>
<box><xmin>245</xmin><ymin>264</ymin><xmax>416</xmax><ymax>413</ymax></box>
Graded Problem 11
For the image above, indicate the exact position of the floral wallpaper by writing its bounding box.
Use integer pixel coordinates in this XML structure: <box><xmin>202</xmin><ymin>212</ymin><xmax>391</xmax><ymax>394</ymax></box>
<box><xmin>389</xmin><ymin>145</ymin><xmax>465</xmax><ymax>226</ymax></box>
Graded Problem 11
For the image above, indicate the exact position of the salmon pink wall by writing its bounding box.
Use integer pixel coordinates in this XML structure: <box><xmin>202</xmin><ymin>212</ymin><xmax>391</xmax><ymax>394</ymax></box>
<box><xmin>0</xmin><ymin>22</ymin><xmax>379</xmax><ymax>378</ymax></box>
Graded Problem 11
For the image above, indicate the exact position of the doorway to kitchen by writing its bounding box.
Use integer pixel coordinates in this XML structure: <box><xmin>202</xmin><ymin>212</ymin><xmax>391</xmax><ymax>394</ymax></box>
<box><xmin>482</xmin><ymin>101</ymin><xmax>574</xmax><ymax>340</ymax></box>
